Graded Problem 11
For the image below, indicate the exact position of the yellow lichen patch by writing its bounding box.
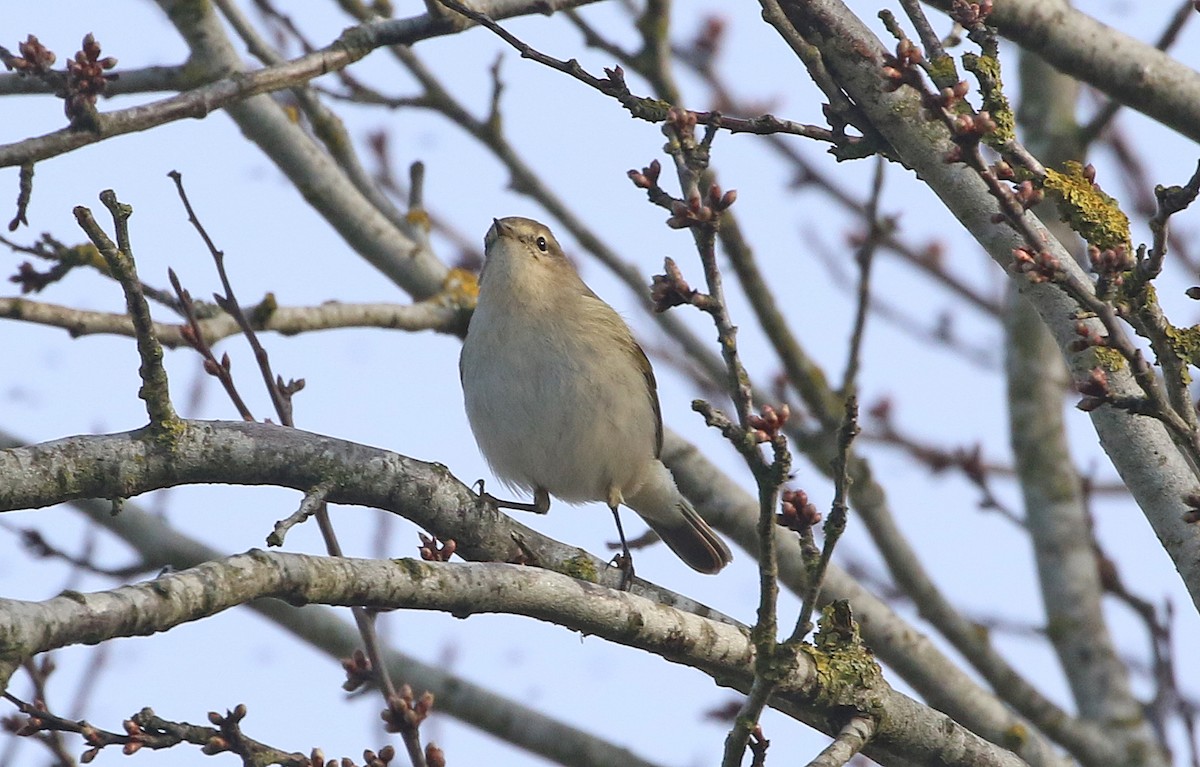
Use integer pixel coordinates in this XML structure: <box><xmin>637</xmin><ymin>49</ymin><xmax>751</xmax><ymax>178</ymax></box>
<box><xmin>1165</xmin><ymin>324</ymin><xmax>1200</xmax><ymax>374</ymax></box>
<box><xmin>441</xmin><ymin>267</ymin><xmax>480</xmax><ymax>308</ymax></box>
<box><xmin>62</xmin><ymin>242</ymin><xmax>108</xmax><ymax>273</ymax></box>
<box><xmin>1043</xmin><ymin>161</ymin><xmax>1132</xmax><ymax>252</ymax></box>
<box><xmin>1092</xmin><ymin>346</ymin><xmax>1127</xmax><ymax>372</ymax></box>
<box><xmin>406</xmin><ymin>209</ymin><xmax>432</xmax><ymax>232</ymax></box>
<box><xmin>1002</xmin><ymin>723</ymin><xmax>1029</xmax><ymax>751</ymax></box>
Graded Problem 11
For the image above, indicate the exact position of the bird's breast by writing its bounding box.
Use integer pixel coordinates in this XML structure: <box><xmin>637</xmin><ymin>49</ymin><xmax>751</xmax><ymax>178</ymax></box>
<box><xmin>460</xmin><ymin>294</ymin><xmax>657</xmax><ymax>502</ymax></box>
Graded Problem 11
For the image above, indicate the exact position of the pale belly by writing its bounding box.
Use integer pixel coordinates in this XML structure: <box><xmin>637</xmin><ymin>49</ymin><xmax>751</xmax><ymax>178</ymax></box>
<box><xmin>461</xmin><ymin>316</ymin><xmax>657</xmax><ymax>504</ymax></box>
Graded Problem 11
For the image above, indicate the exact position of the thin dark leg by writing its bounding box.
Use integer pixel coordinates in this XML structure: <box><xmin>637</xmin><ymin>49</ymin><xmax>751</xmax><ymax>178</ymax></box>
<box><xmin>609</xmin><ymin>505</ymin><xmax>635</xmax><ymax>590</ymax></box>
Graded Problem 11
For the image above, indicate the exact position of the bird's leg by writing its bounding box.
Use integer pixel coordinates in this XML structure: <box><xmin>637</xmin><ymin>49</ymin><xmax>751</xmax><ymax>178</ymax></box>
<box><xmin>608</xmin><ymin>504</ymin><xmax>635</xmax><ymax>590</ymax></box>
<box><xmin>475</xmin><ymin>482</ymin><xmax>551</xmax><ymax>514</ymax></box>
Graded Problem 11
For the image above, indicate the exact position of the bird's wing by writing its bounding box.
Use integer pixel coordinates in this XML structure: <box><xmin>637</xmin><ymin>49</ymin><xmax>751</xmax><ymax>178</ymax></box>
<box><xmin>633</xmin><ymin>340</ymin><xmax>664</xmax><ymax>459</ymax></box>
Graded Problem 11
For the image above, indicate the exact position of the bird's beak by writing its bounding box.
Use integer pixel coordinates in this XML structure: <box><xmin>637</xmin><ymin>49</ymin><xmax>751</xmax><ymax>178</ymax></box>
<box><xmin>485</xmin><ymin>218</ymin><xmax>511</xmax><ymax>251</ymax></box>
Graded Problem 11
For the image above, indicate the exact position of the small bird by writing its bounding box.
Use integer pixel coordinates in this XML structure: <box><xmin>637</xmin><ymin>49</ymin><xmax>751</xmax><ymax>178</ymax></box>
<box><xmin>460</xmin><ymin>217</ymin><xmax>732</xmax><ymax>580</ymax></box>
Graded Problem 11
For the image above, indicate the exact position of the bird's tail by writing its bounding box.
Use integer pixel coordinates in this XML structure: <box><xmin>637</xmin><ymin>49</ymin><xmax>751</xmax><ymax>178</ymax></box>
<box><xmin>626</xmin><ymin>462</ymin><xmax>732</xmax><ymax>574</ymax></box>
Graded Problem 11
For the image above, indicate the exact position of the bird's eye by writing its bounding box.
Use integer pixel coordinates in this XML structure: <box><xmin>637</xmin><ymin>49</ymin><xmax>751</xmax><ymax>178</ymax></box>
<box><xmin>536</xmin><ymin>236</ymin><xmax>548</xmax><ymax>252</ymax></box>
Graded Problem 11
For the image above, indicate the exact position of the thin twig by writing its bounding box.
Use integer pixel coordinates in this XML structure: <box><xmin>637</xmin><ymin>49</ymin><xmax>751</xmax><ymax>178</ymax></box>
<box><xmin>8</xmin><ymin>162</ymin><xmax>33</xmax><ymax>231</ymax></box>
<box><xmin>267</xmin><ymin>481</ymin><xmax>334</xmax><ymax>547</ymax></box>
<box><xmin>639</xmin><ymin>113</ymin><xmax>792</xmax><ymax>767</ymax></box>
<box><xmin>432</xmin><ymin>0</ymin><xmax>845</xmax><ymax>145</ymax></box>
<box><xmin>168</xmin><ymin>171</ymin><xmax>425</xmax><ymax>767</ymax></box>
<box><xmin>804</xmin><ymin>715</ymin><xmax>876</xmax><ymax>767</ymax></box>
<box><xmin>841</xmin><ymin>157</ymin><xmax>884</xmax><ymax>396</ymax></box>
<box><xmin>167</xmin><ymin>268</ymin><xmax>256</xmax><ymax>422</ymax></box>
<box><xmin>790</xmin><ymin>158</ymin><xmax>880</xmax><ymax>642</ymax></box>
<box><xmin>0</xmin><ymin>521</ymin><xmax>151</xmax><ymax>578</ymax></box>
<box><xmin>0</xmin><ymin>293</ymin><xmax>463</xmax><ymax>347</ymax></box>
<box><xmin>1144</xmin><ymin>159</ymin><xmax>1200</xmax><ymax>281</ymax></box>
<box><xmin>72</xmin><ymin>193</ymin><xmax>179</xmax><ymax>430</ymax></box>
<box><xmin>4</xmin><ymin>693</ymin><xmax>315</xmax><ymax>765</ymax></box>
<box><xmin>169</xmin><ymin>171</ymin><xmax>299</xmax><ymax>424</ymax></box>
<box><xmin>897</xmin><ymin>0</ymin><xmax>949</xmax><ymax>75</ymax></box>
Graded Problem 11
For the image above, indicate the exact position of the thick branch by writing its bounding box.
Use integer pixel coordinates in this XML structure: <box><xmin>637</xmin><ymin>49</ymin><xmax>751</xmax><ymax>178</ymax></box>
<box><xmin>0</xmin><ymin>419</ymin><xmax>727</xmax><ymax>620</ymax></box>
<box><xmin>20</xmin><ymin>471</ymin><xmax>667</xmax><ymax>767</ymax></box>
<box><xmin>1012</xmin><ymin>36</ymin><xmax>1159</xmax><ymax>759</ymax></box>
<box><xmin>923</xmin><ymin>0</ymin><xmax>1200</xmax><ymax>144</ymax></box>
<box><xmin>0</xmin><ymin>416</ymin><xmax>1091</xmax><ymax>767</ymax></box>
<box><xmin>774</xmin><ymin>0</ymin><xmax>1200</xmax><ymax>618</ymax></box>
<box><xmin>0</xmin><ymin>552</ymin><xmax>1026</xmax><ymax>767</ymax></box>
<box><xmin>0</xmin><ymin>0</ymin><xmax>604</xmax><ymax>169</ymax></box>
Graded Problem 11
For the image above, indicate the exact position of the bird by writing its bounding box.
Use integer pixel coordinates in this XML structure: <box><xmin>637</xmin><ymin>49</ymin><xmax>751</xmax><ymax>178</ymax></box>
<box><xmin>459</xmin><ymin>216</ymin><xmax>732</xmax><ymax>582</ymax></box>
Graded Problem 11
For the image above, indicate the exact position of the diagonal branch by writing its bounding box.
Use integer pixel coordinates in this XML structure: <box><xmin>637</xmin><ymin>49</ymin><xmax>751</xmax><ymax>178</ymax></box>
<box><xmin>922</xmin><ymin>0</ymin><xmax>1200</xmax><ymax>145</ymax></box>
<box><xmin>773</xmin><ymin>0</ymin><xmax>1200</xmax><ymax>621</ymax></box>
<box><xmin>0</xmin><ymin>0</ymin><xmax>606</xmax><ymax>169</ymax></box>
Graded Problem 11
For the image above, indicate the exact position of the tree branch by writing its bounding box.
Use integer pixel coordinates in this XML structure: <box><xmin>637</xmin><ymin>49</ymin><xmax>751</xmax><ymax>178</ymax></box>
<box><xmin>1012</xmin><ymin>32</ymin><xmax>1163</xmax><ymax>761</ymax></box>
<box><xmin>0</xmin><ymin>296</ymin><xmax>467</xmax><ymax>346</ymax></box>
<box><xmin>27</xmin><ymin>470</ymin><xmax>669</xmax><ymax>767</ymax></box>
<box><xmin>774</xmin><ymin>0</ymin><xmax>1200</xmax><ymax>619</ymax></box>
<box><xmin>922</xmin><ymin>0</ymin><xmax>1200</xmax><ymax>145</ymax></box>
<box><xmin>0</xmin><ymin>419</ymin><xmax>732</xmax><ymax>621</ymax></box>
<box><xmin>0</xmin><ymin>551</ymin><xmax>1028</xmax><ymax>767</ymax></box>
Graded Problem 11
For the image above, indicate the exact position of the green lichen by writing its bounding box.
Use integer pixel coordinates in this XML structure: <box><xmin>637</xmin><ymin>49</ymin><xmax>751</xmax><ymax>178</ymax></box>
<box><xmin>1165</xmin><ymin>324</ymin><xmax>1200</xmax><ymax>374</ymax></box>
<box><xmin>962</xmin><ymin>52</ymin><xmax>1014</xmax><ymax>145</ymax></box>
<box><xmin>62</xmin><ymin>242</ymin><xmax>107</xmax><ymax>272</ymax></box>
<box><xmin>624</xmin><ymin>96</ymin><xmax>673</xmax><ymax>124</ymax></box>
<box><xmin>250</xmin><ymin>292</ymin><xmax>278</xmax><ymax>328</ymax></box>
<box><xmin>148</xmin><ymin>415</ymin><xmax>186</xmax><ymax>449</ymax></box>
<box><xmin>926</xmin><ymin>54</ymin><xmax>960</xmax><ymax>91</ymax></box>
<box><xmin>561</xmin><ymin>553</ymin><xmax>599</xmax><ymax>582</ymax></box>
<box><xmin>393</xmin><ymin>557</ymin><xmax>435</xmax><ymax>584</ymax></box>
<box><xmin>1043</xmin><ymin>161</ymin><xmax>1132</xmax><ymax>252</ymax></box>
<box><xmin>798</xmin><ymin>602</ymin><xmax>885</xmax><ymax>711</ymax></box>
<box><xmin>1115</xmin><ymin>282</ymin><xmax>1197</xmax><ymax>387</ymax></box>
<box><xmin>1093</xmin><ymin>346</ymin><xmax>1127</xmax><ymax>372</ymax></box>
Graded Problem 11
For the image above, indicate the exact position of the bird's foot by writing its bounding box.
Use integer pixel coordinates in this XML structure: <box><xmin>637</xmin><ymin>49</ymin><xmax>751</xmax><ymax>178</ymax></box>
<box><xmin>610</xmin><ymin>551</ymin><xmax>635</xmax><ymax>591</ymax></box>
<box><xmin>472</xmin><ymin>480</ymin><xmax>549</xmax><ymax>514</ymax></box>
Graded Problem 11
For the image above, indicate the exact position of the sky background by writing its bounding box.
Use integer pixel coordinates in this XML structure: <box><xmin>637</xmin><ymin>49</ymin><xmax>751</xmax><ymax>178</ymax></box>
<box><xmin>3</xmin><ymin>1</ymin><xmax>1200</xmax><ymax>765</ymax></box>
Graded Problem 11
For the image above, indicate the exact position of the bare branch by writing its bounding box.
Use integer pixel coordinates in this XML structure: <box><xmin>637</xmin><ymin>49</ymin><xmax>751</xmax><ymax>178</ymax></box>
<box><xmin>0</xmin><ymin>551</ymin><xmax>1028</xmax><ymax>767</ymax></box>
<box><xmin>16</xmin><ymin>457</ymin><xmax>671</xmax><ymax>767</ymax></box>
<box><xmin>0</xmin><ymin>296</ymin><xmax>466</xmax><ymax>347</ymax></box>
<box><xmin>924</xmin><ymin>0</ymin><xmax>1200</xmax><ymax>144</ymax></box>
<box><xmin>772</xmin><ymin>0</ymin><xmax>1200</xmax><ymax>621</ymax></box>
<box><xmin>72</xmin><ymin>192</ymin><xmax>178</xmax><ymax>429</ymax></box>
<box><xmin>0</xmin><ymin>0</ymin><xmax>606</xmax><ymax>168</ymax></box>
<box><xmin>804</xmin><ymin>715</ymin><xmax>876</xmax><ymax>767</ymax></box>
<box><xmin>433</xmin><ymin>0</ymin><xmax>845</xmax><ymax>144</ymax></box>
